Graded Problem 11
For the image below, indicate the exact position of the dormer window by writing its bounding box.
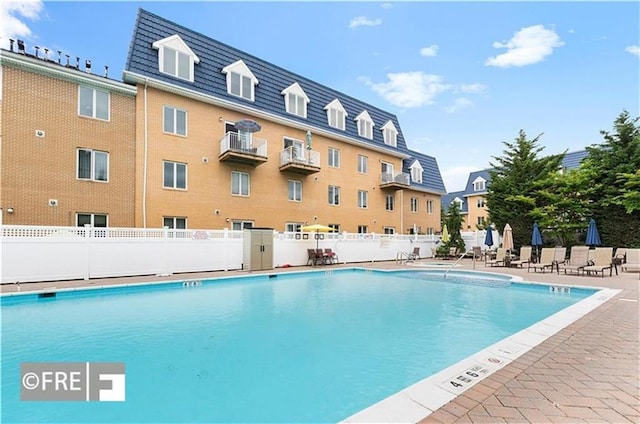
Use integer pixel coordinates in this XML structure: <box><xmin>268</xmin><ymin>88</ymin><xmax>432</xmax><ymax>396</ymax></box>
<box><xmin>222</xmin><ymin>60</ymin><xmax>259</xmax><ymax>101</ymax></box>
<box><xmin>409</xmin><ymin>160</ymin><xmax>423</xmax><ymax>183</ymax></box>
<box><xmin>473</xmin><ymin>177</ymin><xmax>486</xmax><ymax>191</ymax></box>
<box><xmin>152</xmin><ymin>35</ymin><xmax>200</xmax><ymax>82</ymax></box>
<box><xmin>355</xmin><ymin>111</ymin><xmax>374</xmax><ymax>139</ymax></box>
<box><xmin>381</xmin><ymin>120</ymin><xmax>398</xmax><ymax>147</ymax></box>
<box><xmin>324</xmin><ymin>99</ymin><xmax>347</xmax><ymax>130</ymax></box>
<box><xmin>453</xmin><ymin>197</ymin><xmax>464</xmax><ymax>210</ymax></box>
<box><xmin>281</xmin><ymin>83</ymin><xmax>309</xmax><ymax>118</ymax></box>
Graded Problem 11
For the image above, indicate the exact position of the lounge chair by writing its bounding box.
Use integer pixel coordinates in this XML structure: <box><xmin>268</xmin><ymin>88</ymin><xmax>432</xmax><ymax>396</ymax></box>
<box><xmin>582</xmin><ymin>247</ymin><xmax>614</xmax><ymax>277</ymax></box>
<box><xmin>613</xmin><ymin>247</ymin><xmax>627</xmax><ymax>266</ymax></box>
<box><xmin>621</xmin><ymin>248</ymin><xmax>640</xmax><ymax>273</ymax></box>
<box><xmin>528</xmin><ymin>247</ymin><xmax>556</xmax><ymax>273</ymax></box>
<box><xmin>471</xmin><ymin>246</ymin><xmax>483</xmax><ymax>260</ymax></box>
<box><xmin>510</xmin><ymin>246</ymin><xmax>532</xmax><ymax>268</ymax></box>
<box><xmin>557</xmin><ymin>246</ymin><xmax>590</xmax><ymax>275</ymax></box>
<box><xmin>486</xmin><ymin>247</ymin><xmax>506</xmax><ymax>267</ymax></box>
<box><xmin>553</xmin><ymin>247</ymin><xmax>567</xmax><ymax>268</ymax></box>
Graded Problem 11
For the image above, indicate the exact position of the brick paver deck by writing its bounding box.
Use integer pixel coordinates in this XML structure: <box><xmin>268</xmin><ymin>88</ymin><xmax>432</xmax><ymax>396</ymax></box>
<box><xmin>2</xmin><ymin>259</ymin><xmax>638</xmax><ymax>423</ymax></box>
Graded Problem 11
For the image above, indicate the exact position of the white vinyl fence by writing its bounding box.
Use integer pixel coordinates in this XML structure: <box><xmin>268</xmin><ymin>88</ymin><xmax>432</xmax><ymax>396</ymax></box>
<box><xmin>0</xmin><ymin>225</ymin><xmax>500</xmax><ymax>284</ymax></box>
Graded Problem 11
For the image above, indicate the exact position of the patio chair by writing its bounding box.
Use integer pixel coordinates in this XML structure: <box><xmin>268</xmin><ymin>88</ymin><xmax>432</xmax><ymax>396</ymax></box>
<box><xmin>324</xmin><ymin>248</ymin><xmax>339</xmax><ymax>264</ymax></box>
<box><xmin>485</xmin><ymin>247</ymin><xmax>506</xmax><ymax>267</ymax></box>
<box><xmin>471</xmin><ymin>246</ymin><xmax>483</xmax><ymax>261</ymax></box>
<box><xmin>557</xmin><ymin>246</ymin><xmax>590</xmax><ymax>275</ymax></box>
<box><xmin>528</xmin><ymin>247</ymin><xmax>556</xmax><ymax>273</ymax></box>
<box><xmin>553</xmin><ymin>247</ymin><xmax>567</xmax><ymax>268</ymax></box>
<box><xmin>621</xmin><ymin>249</ymin><xmax>640</xmax><ymax>273</ymax></box>
<box><xmin>307</xmin><ymin>249</ymin><xmax>318</xmax><ymax>266</ymax></box>
<box><xmin>315</xmin><ymin>249</ymin><xmax>328</xmax><ymax>265</ymax></box>
<box><xmin>613</xmin><ymin>247</ymin><xmax>627</xmax><ymax>266</ymax></box>
<box><xmin>447</xmin><ymin>247</ymin><xmax>458</xmax><ymax>260</ymax></box>
<box><xmin>582</xmin><ymin>247</ymin><xmax>614</xmax><ymax>277</ymax></box>
<box><xmin>407</xmin><ymin>246</ymin><xmax>421</xmax><ymax>261</ymax></box>
<box><xmin>510</xmin><ymin>246</ymin><xmax>532</xmax><ymax>268</ymax></box>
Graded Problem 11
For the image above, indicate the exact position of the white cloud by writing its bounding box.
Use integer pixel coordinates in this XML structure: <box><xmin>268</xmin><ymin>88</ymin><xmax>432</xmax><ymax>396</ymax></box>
<box><xmin>380</xmin><ymin>3</ymin><xmax>393</xmax><ymax>9</ymax></box>
<box><xmin>445</xmin><ymin>97</ymin><xmax>473</xmax><ymax>114</ymax></box>
<box><xmin>442</xmin><ymin>165</ymin><xmax>478</xmax><ymax>192</ymax></box>
<box><xmin>420</xmin><ymin>44</ymin><xmax>439</xmax><ymax>57</ymax></box>
<box><xmin>0</xmin><ymin>1</ymin><xmax>43</xmax><ymax>49</ymax></box>
<box><xmin>485</xmin><ymin>24</ymin><xmax>564</xmax><ymax>68</ymax></box>
<box><xmin>360</xmin><ymin>72</ymin><xmax>451</xmax><ymax>108</ymax></box>
<box><xmin>625</xmin><ymin>45</ymin><xmax>640</xmax><ymax>57</ymax></box>
<box><xmin>455</xmin><ymin>83</ymin><xmax>486</xmax><ymax>94</ymax></box>
<box><xmin>349</xmin><ymin>16</ymin><xmax>382</xmax><ymax>29</ymax></box>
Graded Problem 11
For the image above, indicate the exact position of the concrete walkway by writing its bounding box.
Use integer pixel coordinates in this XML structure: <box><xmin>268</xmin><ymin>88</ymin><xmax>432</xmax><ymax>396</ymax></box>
<box><xmin>2</xmin><ymin>259</ymin><xmax>638</xmax><ymax>423</ymax></box>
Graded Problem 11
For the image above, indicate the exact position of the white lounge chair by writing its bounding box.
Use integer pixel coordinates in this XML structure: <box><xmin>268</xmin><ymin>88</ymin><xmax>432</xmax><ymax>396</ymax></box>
<box><xmin>582</xmin><ymin>247</ymin><xmax>614</xmax><ymax>277</ymax></box>
<box><xmin>510</xmin><ymin>246</ymin><xmax>532</xmax><ymax>268</ymax></box>
<box><xmin>528</xmin><ymin>248</ymin><xmax>556</xmax><ymax>273</ymax></box>
<box><xmin>621</xmin><ymin>249</ymin><xmax>640</xmax><ymax>273</ymax></box>
<box><xmin>486</xmin><ymin>247</ymin><xmax>506</xmax><ymax>267</ymax></box>
<box><xmin>557</xmin><ymin>246</ymin><xmax>590</xmax><ymax>275</ymax></box>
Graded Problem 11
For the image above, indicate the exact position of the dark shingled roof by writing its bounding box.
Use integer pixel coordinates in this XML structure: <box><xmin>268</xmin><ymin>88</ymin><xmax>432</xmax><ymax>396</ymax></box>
<box><xmin>125</xmin><ymin>8</ymin><xmax>446</xmax><ymax>194</ymax></box>
<box><xmin>561</xmin><ymin>150</ymin><xmax>588</xmax><ymax>170</ymax></box>
<box><xmin>441</xmin><ymin>191</ymin><xmax>468</xmax><ymax>214</ymax></box>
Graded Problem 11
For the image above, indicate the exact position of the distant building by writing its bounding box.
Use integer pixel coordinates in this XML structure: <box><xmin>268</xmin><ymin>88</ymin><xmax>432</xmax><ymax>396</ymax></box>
<box><xmin>442</xmin><ymin>150</ymin><xmax>588</xmax><ymax>229</ymax></box>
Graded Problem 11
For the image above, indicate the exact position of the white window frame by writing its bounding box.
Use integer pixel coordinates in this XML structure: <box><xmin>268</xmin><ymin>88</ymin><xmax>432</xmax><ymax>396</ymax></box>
<box><xmin>358</xmin><ymin>155</ymin><xmax>368</xmax><ymax>174</ymax></box>
<box><xmin>409</xmin><ymin>160</ymin><xmax>423</xmax><ymax>183</ymax></box>
<box><xmin>426</xmin><ymin>199</ymin><xmax>434</xmax><ymax>214</ymax></box>
<box><xmin>78</xmin><ymin>86</ymin><xmax>110</xmax><ymax>121</ymax></box>
<box><xmin>477</xmin><ymin>198</ymin><xmax>486</xmax><ymax>208</ymax></box>
<box><xmin>357</xmin><ymin>225</ymin><xmax>368</xmax><ymax>234</ymax></box>
<box><xmin>355</xmin><ymin>111</ymin><xmax>374</xmax><ymax>139</ymax></box>
<box><xmin>231</xmin><ymin>171</ymin><xmax>250</xmax><ymax>196</ymax></box>
<box><xmin>163</xmin><ymin>217</ymin><xmax>187</xmax><ymax>229</ymax></box>
<box><xmin>286</xmin><ymin>222</ymin><xmax>303</xmax><ymax>232</ymax></box>
<box><xmin>473</xmin><ymin>178</ymin><xmax>486</xmax><ymax>191</ymax></box>
<box><xmin>381</xmin><ymin>120</ymin><xmax>398</xmax><ymax>147</ymax></box>
<box><xmin>328</xmin><ymin>224</ymin><xmax>340</xmax><ymax>233</ymax></box>
<box><xmin>410</xmin><ymin>197</ymin><xmax>418</xmax><ymax>213</ymax></box>
<box><xmin>76</xmin><ymin>213</ymin><xmax>108</xmax><ymax>227</ymax></box>
<box><xmin>284</xmin><ymin>137</ymin><xmax>305</xmax><ymax>161</ymax></box>
<box><xmin>163</xmin><ymin>106</ymin><xmax>187</xmax><ymax>136</ymax></box>
<box><xmin>328</xmin><ymin>185</ymin><xmax>341</xmax><ymax>206</ymax></box>
<box><xmin>152</xmin><ymin>35</ymin><xmax>200</xmax><ymax>82</ymax></box>
<box><xmin>232</xmin><ymin>220</ymin><xmax>254</xmax><ymax>230</ymax></box>
<box><xmin>288</xmin><ymin>180</ymin><xmax>302</xmax><ymax>202</ymax></box>
<box><xmin>163</xmin><ymin>161</ymin><xmax>187</xmax><ymax>190</ymax></box>
<box><xmin>324</xmin><ymin>99</ymin><xmax>347</xmax><ymax>130</ymax></box>
<box><xmin>281</xmin><ymin>83</ymin><xmax>309</xmax><ymax>118</ymax></box>
<box><xmin>358</xmin><ymin>190</ymin><xmax>368</xmax><ymax>209</ymax></box>
<box><xmin>386</xmin><ymin>194</ymin><xmax>395</xmax><ymax>211</ymax></box>
<box><xmin>328</xmin><ymin>147</ymin><xmax>340</xmax><ymax>168</ymax></box>
<box><xmin>222</xmin><ymin>60</ymin><xmax>258</xmax><ymax>101</ymax></box>
<box><xmin>383</xmin><ymin>227</ymin><xmax>395</xmax><ymax>234</ymax></box>
<box><xmin>77</xmin><ymin>149</ymin><xmax>109</xmax><ymax>182</ymax></box>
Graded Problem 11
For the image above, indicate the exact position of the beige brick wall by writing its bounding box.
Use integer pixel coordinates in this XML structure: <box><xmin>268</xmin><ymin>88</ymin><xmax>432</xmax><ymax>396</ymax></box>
<box><xmin>135</xmin><ymin>86</ymin><xmax>443</xmax><ymax>233</ymax></box>
<box><xmin>1</xmin><ymin>66</ymin><xmax>136</xmax><ymax>226</ymax></box>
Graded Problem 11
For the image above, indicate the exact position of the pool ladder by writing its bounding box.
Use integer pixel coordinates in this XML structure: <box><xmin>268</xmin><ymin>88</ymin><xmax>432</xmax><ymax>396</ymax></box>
<box><xmin>443</xmin><ymin>249</ymin><xmax>474</xmax><ymax>278</ymax></box>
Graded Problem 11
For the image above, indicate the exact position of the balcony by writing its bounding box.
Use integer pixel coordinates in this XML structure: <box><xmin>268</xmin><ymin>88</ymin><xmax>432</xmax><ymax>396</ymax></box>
<box><xmin>219</xmin><ymin>132</ymin><xmax>268</xmax><ymax>166</ymax></box>
<box><xmin>279</xmin><ymin>147</ymin><xmax>321</xmax><ymax>175</ymax></box>
<box><xmin>380</xmin><ymin>172</ymin><xmax>410</xmax><ymax>190</ymax></box>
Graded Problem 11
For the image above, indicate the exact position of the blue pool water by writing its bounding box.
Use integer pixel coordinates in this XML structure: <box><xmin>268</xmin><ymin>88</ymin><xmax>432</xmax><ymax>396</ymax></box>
<box><xmin>1</xmin><ymin>269</ymin><xmax>596</xmax><ymax>423</ymax></box>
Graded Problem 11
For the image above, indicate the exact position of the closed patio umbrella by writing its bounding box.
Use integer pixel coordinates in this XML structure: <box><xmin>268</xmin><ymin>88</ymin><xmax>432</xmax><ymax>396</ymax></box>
<box><xmin>531</xmin><ymin>222</ymin><xmax>543</xmax><ymax>263</ymax></box>
<box><xmin>502</xmin><ymin>223</ymin><xmax>514</xmax><ymax>253</ymax></box>
<box><xmin>484</xmin><ymin>228</ymin><xmax>494</xmax><ymax>248</ymax></box>
<box><xmin>586</xmin><ymin>218</ymin><xmax>601</xmax><ymax>247</ymax></box>
<box><xmin>441</xmin><ymin>225</ymin><xmax>450</xmax><ymax>243</ymax></box>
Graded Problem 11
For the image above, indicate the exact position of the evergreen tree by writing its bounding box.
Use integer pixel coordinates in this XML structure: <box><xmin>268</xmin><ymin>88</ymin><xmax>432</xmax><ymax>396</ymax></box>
<box><xmin>582</xmin><ymin>110</ymin><xmax>640</xmax><ymax>247</ymax></box>
<box><xmin>486</xmin><ymin>130</ymin><xmax>564</xmax><ymax>249</ymax></box>
<box><xmin>442</xmin><ymin>202</ymin><xmax>466</xmax><ymax>254</ymax></box>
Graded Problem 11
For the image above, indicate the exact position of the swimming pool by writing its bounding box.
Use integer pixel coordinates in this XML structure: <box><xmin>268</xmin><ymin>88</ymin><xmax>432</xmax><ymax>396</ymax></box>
<box><xmin>1</xmin><ymin>269</ymin><xmax>613</xmax><ymax>423</ymax></box>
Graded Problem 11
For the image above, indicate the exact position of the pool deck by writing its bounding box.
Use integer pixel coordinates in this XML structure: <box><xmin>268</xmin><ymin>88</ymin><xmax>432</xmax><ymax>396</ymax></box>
<box><xmin>2</xmin><ymin>259</ymin><xmax>638</xmax><ymax>423</ymax></box>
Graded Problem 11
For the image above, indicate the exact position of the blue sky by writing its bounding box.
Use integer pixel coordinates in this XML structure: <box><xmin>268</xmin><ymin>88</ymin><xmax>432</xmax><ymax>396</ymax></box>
<box><xmin>2</xmin><ymin>1</ymin><xmax>638</xmax><ymax>191</ymax></box>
